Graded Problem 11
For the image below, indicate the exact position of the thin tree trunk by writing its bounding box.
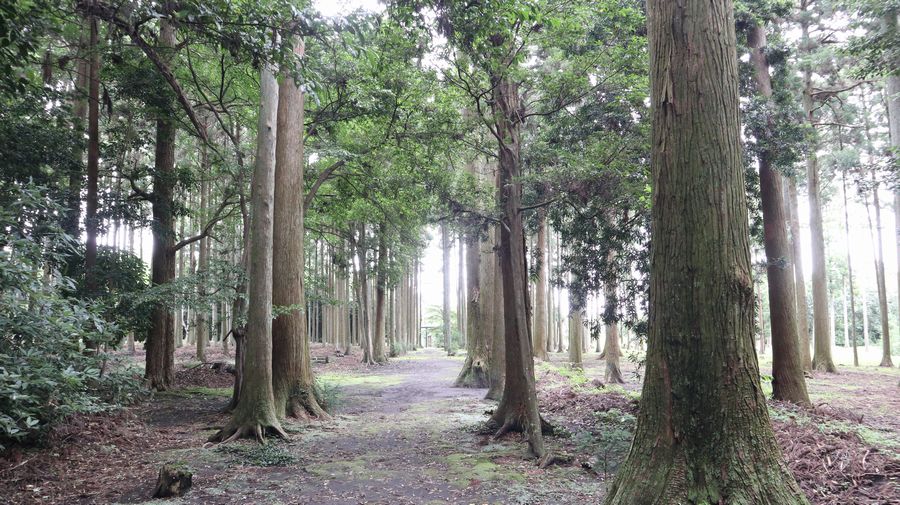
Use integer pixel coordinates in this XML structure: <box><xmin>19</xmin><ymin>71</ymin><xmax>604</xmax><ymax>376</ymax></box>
<box><xmin>883</xmin><ymin>9</ymin><xmax>899</xmax><ymax>370</ymax></box>
<box><xmin>441</xmin><ymin>223</ymin><xmax>453</xmax><ymax>355</ymax></box>
<box><xmin>373</xmin><ymin>226</ymin><xmax>388</xmax><ymax>363</ymax></box>
<box><xmin>196</xmin><ymin>140</ymin><xmax>210</xmax><ymax>363</ymax></box>
<box><xmin>603</xmin><ymin>0</ymin><xmax>808</xmax><ymax>500</ymax></box>
<box><xmin>533</xmin><ymin>211</ymin><xmax>550</xmax><ymax>361</ymax></box>
<box><xmin>786</xmin><ymin>179</ymin><xmax>812</xmax><ymax>371</ymax></box>
<box><xmin>842</xmin><ymin>171</ymin><xmax>860</xmax><ymax>366</ymax></box>
<box><xmin>801</xmin><ymin>9</ymin><xmax>837</xmax><ymax>373</ymax></box>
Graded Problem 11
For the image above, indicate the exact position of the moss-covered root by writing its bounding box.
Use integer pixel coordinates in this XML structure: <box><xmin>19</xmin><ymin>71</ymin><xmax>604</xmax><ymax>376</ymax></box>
<box><xmin>286</xmin><ymin>388</ymin><xmax>332</xmax><ymax>421</ymax></box>
<box><xmin>604</xmin><ymin>443</ymin><xmax>809</xmax><ymax>505</ymax></box>
<box><xmin>487</xmin><ymin>407</ymin><xmax>554</xmax><ymax>458</ymax></box>
<box><xmin>454</xmin><ymin>357</ymin><xmax>490</xmax><ymax>388</ymax></box>
<box><xmin>208</xmin><ymin>422</ymin><xmax>288</xmax><ymax>444</ymax></box>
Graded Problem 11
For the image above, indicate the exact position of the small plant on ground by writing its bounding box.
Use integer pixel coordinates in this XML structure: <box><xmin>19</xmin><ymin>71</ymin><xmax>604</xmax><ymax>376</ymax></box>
<box><xmin>215</xmin><ymin>441</ymin><xmax>298</xmax><ymax>467</ymax></box>
<box><xmin>574</xmin><ymin>408</ymin><xmax>636</xmax><ymax>476</ymax></box>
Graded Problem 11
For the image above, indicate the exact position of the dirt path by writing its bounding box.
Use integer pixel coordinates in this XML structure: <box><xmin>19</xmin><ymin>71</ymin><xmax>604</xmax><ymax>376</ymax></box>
<box><xmin>117</xmin><ymin>349</ymin><xmax>604</xmax><ymax>505</ymax></box>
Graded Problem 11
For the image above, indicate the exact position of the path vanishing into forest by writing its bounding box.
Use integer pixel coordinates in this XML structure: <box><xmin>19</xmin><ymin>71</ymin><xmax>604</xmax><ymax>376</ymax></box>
<box><xmin>81</xmin><ymin>348</ymin><xmax>605</xmax><ymax>505</ymax></box>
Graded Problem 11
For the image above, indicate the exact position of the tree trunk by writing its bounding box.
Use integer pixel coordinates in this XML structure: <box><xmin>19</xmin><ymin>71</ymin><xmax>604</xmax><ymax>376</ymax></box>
<box><xmin>603</xmin><ymin>1</ymin><xmax>808</xmax><ymax>501</ymax></box>
<box><xmin>883</xmin><ymin>8</ymin><xmax>899</xmax><ymax>370</ymax></box>
<box><xmin>842</xmin><ymin>171</ymin><xmax>859</xmax><ymax>366</ymax></box>
<box><xmin>196</xmin><ymin>140</ymin><xmax>210</xmax><ymax>363</ymax></box>
<box><xmin>456</xmin><ymin>224</ymin><xmax>491</xmax><ymax>387</ymax></box>
<box><xmin>801</xmin><ymin>11</ymin><xmax>837</xmax><ymax>373</ymax></box>
<box><xmin>355</xmin><ymin>224</ymin><xmax>376</xmax><ymax>364</ymax></box>
<box><xmin>603</xmin><ymin>252</ymin><xmax>624</xmax><ymax>384</ymax></box>
<box><xmin>533</xmin><ymin>211</ymin><xmax>549</xmax><ymax>360</ymax></box>
<box><xmin>373</xmin><ymin>226</ymin><xmax>388</xmax><ymax>363</ymax></box>
<box><xmin>567</xmin><ymin>296</ymin><xmax>584</xmax><ymax>369</ymax></box>
<box><xmin>486</xmin><ymin>76</ymin><xmax>544</xmax><ymax>458</ymax></box>
<box><xmin>83</xmin><ymin>12</ymin><xmax>100</xmax><ymax>306</ymax></box>
<box><xmin>270</xmin><ymin>37</ymin><xmax>328</xmax><ymax>420</ymax></box>
<box><xmin>786</xmin><ymin>179</ymin><xmax>812</xmax><ymax>371</ymax></box>
<box><xmin>441</xmin><ymin>222</ymin><xmax>453</xmax><ymax>354</ymax></box>
<box><xmin>747</xmin><ymin>23</ymin><xmax>810</xmax><ymax>404</ymax></box>
<box><xmin>64</xmin><ymin>17</ymin><xmax>91</xmax><ymax>237</ymax></box>
<box><xmin>210</xmin><ymin>65</ymin><xmax>286</xmax><ymax>443</ymax></box>
<box><xmin>145</xmin><ymin>19</ymin><xmax>177</xmax><ymax>391</ymax></box>
<box><xmin>486</xmin><ymin>209</ymin><xmax>506</xmax><ymax>400</ymax></box>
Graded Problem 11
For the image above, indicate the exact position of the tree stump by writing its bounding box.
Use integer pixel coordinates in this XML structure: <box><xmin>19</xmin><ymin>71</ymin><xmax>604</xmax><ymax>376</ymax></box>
<box><xmin>152</xmin><ymin>463</ymin><xmax>192</xmax><ymax>498</ymax></box>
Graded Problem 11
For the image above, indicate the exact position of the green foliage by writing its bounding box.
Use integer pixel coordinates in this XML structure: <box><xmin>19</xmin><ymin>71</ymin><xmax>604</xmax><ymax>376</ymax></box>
<box><xmin>574</xmin><ymin>408</ymin><xmax>636</xmax><ymax>476</ymax></box>
<box><xmin>215</xmin><ymin>441</ymin><xmax>298</xmax><ymax>467</ymax></box>
<box><xmin>0</xmin><ymin>186</ymin><xmax>142</xmax><ymax>449</ymax></box>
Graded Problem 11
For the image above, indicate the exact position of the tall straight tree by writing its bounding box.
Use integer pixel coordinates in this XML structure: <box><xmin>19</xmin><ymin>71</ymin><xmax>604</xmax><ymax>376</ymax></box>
<box><xmin>603</xmin><ymin>0</ymin><xmax>809</xmax><ymax>501</ymax></box>
<box><xmin>786</xmin><ymin>179</ymin><xmax>812</xmax><ymax>370</ymax></box>
<box><xmin>747</xmin><ymin>21</ymin><xmax>810</xmax><ymax>405</ymax></box>
<box><xmin>441</xmin><ymin>222</ymin><xmax>453</xmax><ymax>355</ymax></box>
<box><xmin>800</xmin><ymin>0</ymin><xmax>837</xmax><ymax>373</ymax></box>
<box><xmin>271</xmin><ymin>37</ymin><xmax>328</xmax><ymax>419</ymax></box>
<box><xmin>211</xmin><ymin>64</ymin><xmax>286</xmax><ymax>442</ymax></box>
<box><xmin>533</xmin><ymin>210</ymin><xmax>550</xmax><ymax>361</ymax></box>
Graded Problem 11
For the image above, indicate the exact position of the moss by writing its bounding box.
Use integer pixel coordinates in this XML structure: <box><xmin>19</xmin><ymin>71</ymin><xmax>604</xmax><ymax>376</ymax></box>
<box><xmin>215</xmin><ymin>442</ymin><xmax>298</xmax><ymax>467</ymax></box>
<box><xmin>157</xmin><ymin>387</ymin><xmax>233</xmax><ymax>399</ymax></box>
<box><xmin>442</xmin><ymin>452</ymin><xmax>526</xmax><ymax>489</ymax></box>
<box><xmin>317</xmin><ymin>373</ymin><xmax>404</xmax><ymax>388</ymax></box>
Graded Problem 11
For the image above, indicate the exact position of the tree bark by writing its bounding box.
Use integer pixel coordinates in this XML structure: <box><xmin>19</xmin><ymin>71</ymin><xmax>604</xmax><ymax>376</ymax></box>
<box><xmin>567</xmin><ymin>296</ymin><xmax>584</xmax><ymax>369</ymax></box>
<box><xmin>441</xmin><ymin>222</ymin><xmax>453</xmax><ymax>354</ymax></box>
<box><xmin>842</xmin><ymin>171</ymin><xmax>859</xmax><ymax>366</ymax></box>
<box><xmin>603</xmin><ymin>0</ymin><xmax>808</xmax><ymax>501</ymax></box>
<box><xmin>533</xmin><ymin>210</ymin><xmax>550</xmax><ymax>360</ymax></box>
<box><xmin>456</xmin><ymin>224</ymin><xmax>491</xmax><ymax>387</ymax></box>
<box><xmin>145</xmin><ymin>18</ymin><xmax>177</xmax><ymax>391</ymax></box>
<box><xmin>884</xmin><ymin>7</ymin><xmax>899</xmax><ymax>370</ymax></box>
<box><xmin>786</xmin><ymin>179</ymin><xmax>812</xmax><ymax>371</ymax></box>
<box><xmin>486</xmin><ymin>203</ymin><xmax>506</xmax><ymax>400</ymax></box>
<box><xmin>210</xmin><ymin>65</ymin><xmax>286</xmax><ymax>442</ymax></box>
<box><xmin>271</xmin><ymin>37</ymin><xmax>328</xmax><ymax>420</ymax></box>
<box><xmin>747</xmin><ymin>23</ymin><xmax>810</xmax><ymax>405</ymax></box>
<box><xmin>373</xmin><ymin>226</ymin><xmax>388</xmax><ymax>363</ymax></box>
<box><xmin>800</xmin><ymin>9</ymin><xmax>837</xmax><ymax>373</ymax></box>
<box><xmin>603</xmin><ymin>252</ymin><xmax>624</xmax><ymax>384</ymax></box>
<box><xmin>487</xmin><ymin>76</ymin><xmax>545</xmax><ymax>458</ymax></box>
<box><xmin>355</xmin><ymin>224</ymin><xmax>376</xmax><ymax>364</ymax></box>
<box><xmin>196</xmin><ymin>140</ymin><xmax>210</xmax><ymax>363</ymax></box>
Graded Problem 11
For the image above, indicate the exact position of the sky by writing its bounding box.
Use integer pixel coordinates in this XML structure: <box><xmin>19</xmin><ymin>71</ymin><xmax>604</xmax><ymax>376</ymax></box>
<box><xmin>104</xmin><ymin>0</ymin><xmax>899</xmax><ymax>324</ymax></box>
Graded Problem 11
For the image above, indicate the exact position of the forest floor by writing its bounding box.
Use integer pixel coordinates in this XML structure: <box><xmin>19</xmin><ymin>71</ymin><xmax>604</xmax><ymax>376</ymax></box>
<box><xmin>1</xmin><ymin>345</ymin><xmax>899</xmax><ymax>504</ymax></box>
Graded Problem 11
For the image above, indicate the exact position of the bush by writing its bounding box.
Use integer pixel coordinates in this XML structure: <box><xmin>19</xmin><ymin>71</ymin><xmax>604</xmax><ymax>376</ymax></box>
<box><xmin>0</xmin><ymin>186</ymin><xmax>142</xmax><ymax>449</ymax></box>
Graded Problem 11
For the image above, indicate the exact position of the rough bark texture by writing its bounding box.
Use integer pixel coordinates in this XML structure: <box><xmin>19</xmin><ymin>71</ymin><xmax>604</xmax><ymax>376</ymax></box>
<box><xmin>210</xmin><ymin>66</ymin><xmax>286</xmax><ymax>443</ymax></box>
<box><xmin>355</xmin><ymin>224</ymin><xmax>376</xmax><ymax>364</ymax></box>
<box><xmin>800</xmin><ymin>12</ymin><xmax>837</xmax><ymax>373</ymax></box>
<box><xmin>748</xmin><ymin>23</ymin><xmax>810</xmax><ymax>405</ymax></box>
<box><xmin>456</xmin><ymin>225</ymin><xmax>491</xmax><ymax>387</ymax></box>
<box><xmin>533</xmin><ymin>211</ymin><xmax>550</xmax><ymax>361</ymax></box>
<box><xmin>567</xmin><ymin>297</ymin><xmax>584</xmax><ymax>369</ymax></box>
<box><xmin>441</xmin><ymin>223</ymin><xmax>453</xmax><ymax>355</ymax></box>
<box><xmin>603</xmin><ymin>1</ymin><xmax>809</xmax><ymax>502</ymax></box>
<box><xmin>271</xmin><ymin>38</ymin><xmax>328</xmax><ymax>420</ymax></box>
<box><xmin>486</xmin><ymin>204</ymin><xmax>506</xmax><ymax>400</ymax></box>
<box><xmin>373</xmin><ymin>227</ymin><xmax>388</xmax><ymax>363</ymax></box>
<box><xmin>145</xmin><ymin>19</ymin><xmax>177</xmax><ymax>391</ymax></box>
<box><xmin>196</xmin><ymin>141</ymin><xmax>209</xmax><ymax>363</ymax></box>
<box><xmin>603</xmin><ymin>266</ymin><xmax>624</xmax><ymax>384</ymax></box>
<box><xmin>487</xmin><ymin>76</ymin><xmax>544</xmax><ymax>458</ymax></box>
<box><xmin>83</xmin><ymin>13</ymin><xmax>100</xmax><ymax>302</ymax></box>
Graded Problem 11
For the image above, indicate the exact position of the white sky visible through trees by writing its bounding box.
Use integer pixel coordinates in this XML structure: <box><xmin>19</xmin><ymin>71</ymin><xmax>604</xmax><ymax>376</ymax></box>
<box><xmin>104</xmin><ymin>0</ymin><xmax>898</xmax><ymax>327</ymax></box>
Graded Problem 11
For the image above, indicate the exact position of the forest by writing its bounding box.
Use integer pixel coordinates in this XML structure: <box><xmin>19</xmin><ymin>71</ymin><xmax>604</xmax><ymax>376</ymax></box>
<box><xmin>0</xmin><ymin>0</ymin><xmax>898</xmax><ymax>503</ymax></box>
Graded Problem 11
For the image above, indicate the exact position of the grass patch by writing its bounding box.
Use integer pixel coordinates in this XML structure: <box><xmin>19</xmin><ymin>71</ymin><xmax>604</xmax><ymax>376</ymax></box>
<box><xmin>158</xmin><ymin>386</ymin><xmax>233</xmax><ymax>399</ymax></box>
<box><xmin>215</xmin><ymin>442</ymin><xmax>297</xmax><ymax>467</ymax></box>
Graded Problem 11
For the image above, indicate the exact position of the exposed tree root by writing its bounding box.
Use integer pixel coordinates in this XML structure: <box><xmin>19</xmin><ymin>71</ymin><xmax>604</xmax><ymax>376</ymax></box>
<box><xmin>538</xmin><ymin>452</ymin><xmax>573</xmax><ymax>469</ymax></box>
<box><xmin>454</xmin><ymin>358</ymin><xmax>490</xmax><ymax>388</ymax></box>
<box><xmin>207</xmin><ymin>422</ymin><xmax>288</xmax><ymax>444</ymax></box>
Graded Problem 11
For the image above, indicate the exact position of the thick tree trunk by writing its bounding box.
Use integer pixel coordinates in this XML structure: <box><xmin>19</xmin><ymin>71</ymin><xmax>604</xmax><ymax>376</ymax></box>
<box><xmin>486</xmin><ymin>76</ymin><xmax>545</xmax><ymax>458</ymax></box>
<box><xmin>786</xmin><ymin>180</ymin><xmax>812</xmax><ymax>371</ymax></box>
<box><xmin>533</xmin><ymin>211</ymin><xmax>549</xmax><ymax>360</ymax></box>
<box><xmin>456</xmin><ymin>225</ymin><xmax>491</xmax><ymax>387</ymax></box>
<box><xmin>884</xmin><ymin>8</ymin><xmax>899</xmax><ymax>370</ymax></box>
<box><xmin>748</xmin><ymin>23</ymin><xmax>810</xmax><ymax>405</ymax></box>
<box><xmin>210</xmin><ymin>65</ymin><xmax>286</xmax><ymax>443</ymax></box>
<box><xmin>603</xmin><ymin>1</ymin><xmax>808</xmax><ymax>502</ymax></box>
<box><xmin>486</xmin><ymin>212</ymin><xmax>506</xmax><ymax>400</ymax></box>
<box><xmin>271</xmin><ymin>38</ymin><xmax>328</xmax><ymax>420</ymax></box>
<box><xmin>145</xmin><ymin>19</ymin><xmax>177</xmax><ymax>391</ymax></box>
<box><xmin>603</xmin><ymin>255</ymin><xmax>623</xmax><ymax>384</ymax></box>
